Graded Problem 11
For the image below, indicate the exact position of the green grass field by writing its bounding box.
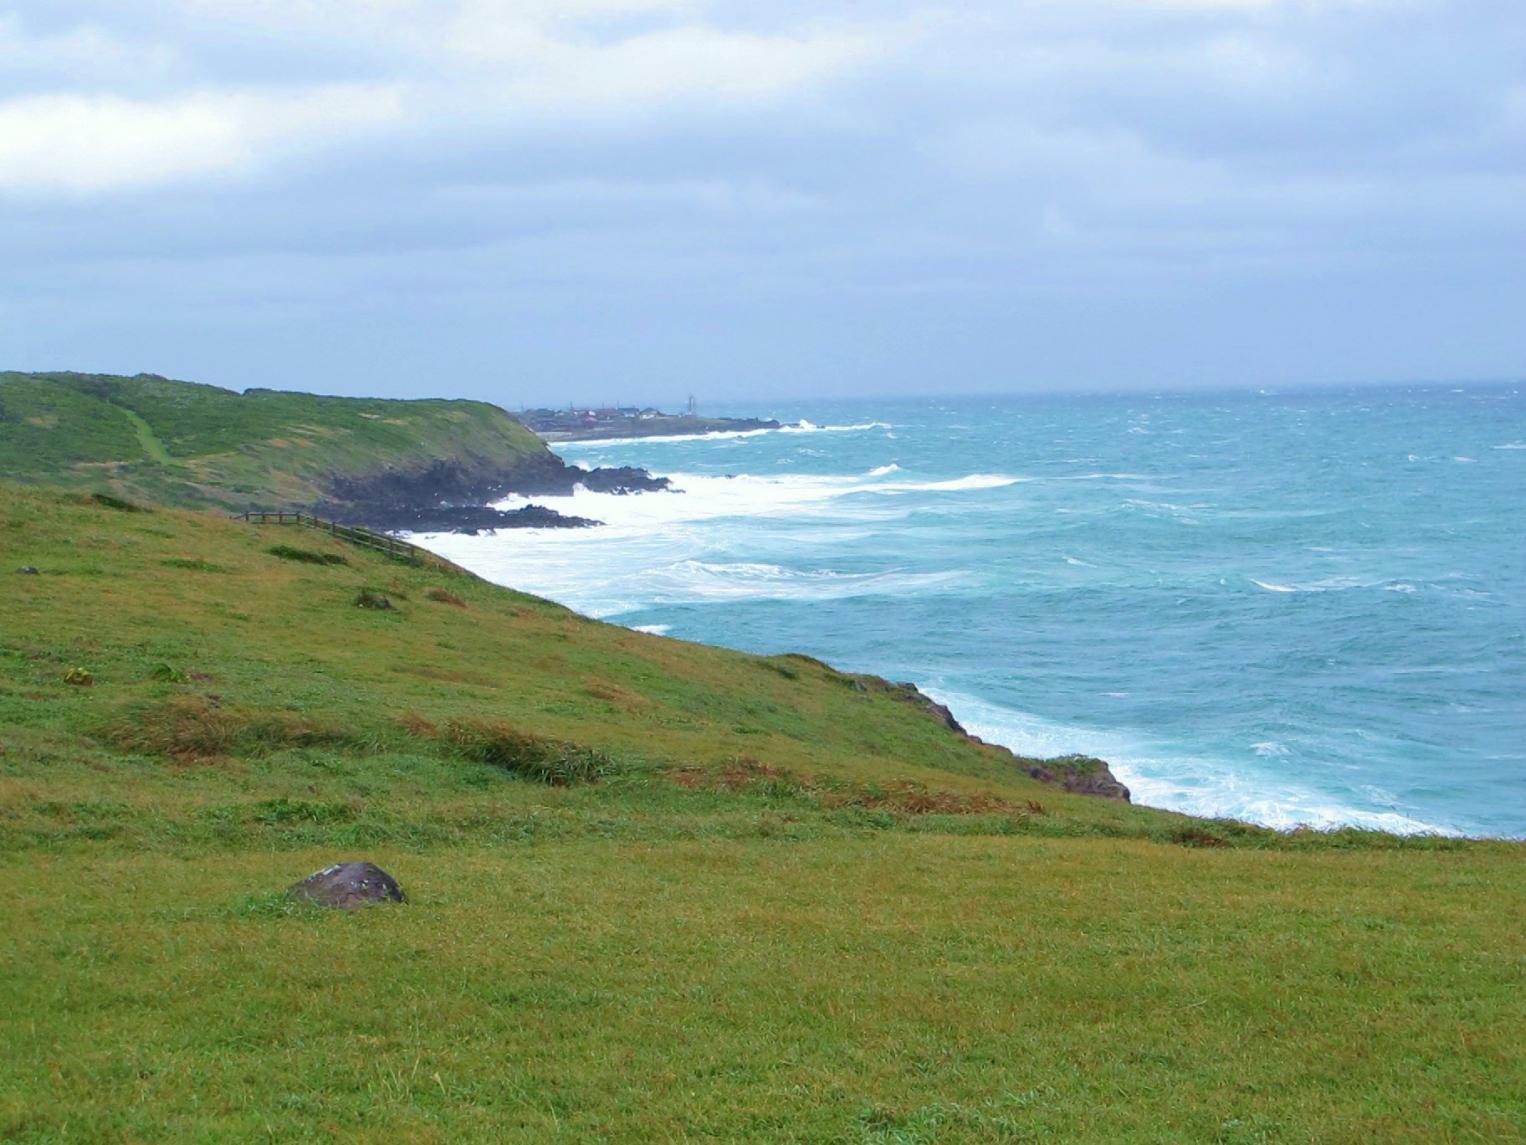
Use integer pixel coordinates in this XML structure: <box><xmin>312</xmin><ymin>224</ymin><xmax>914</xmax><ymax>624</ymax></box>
<box><xmin>2</xmin><ymin>484</ymin><xmax>1522</xmax><ymax>1142</ymax></box>
<box><xmin>0</xmin><ymin>372</ymin><xmax>548</xmax><ymax>510</ymax></box>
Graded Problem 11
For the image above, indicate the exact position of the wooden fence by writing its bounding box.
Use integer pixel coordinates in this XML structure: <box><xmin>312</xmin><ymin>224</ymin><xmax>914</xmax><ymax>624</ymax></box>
<box><xmin>235</xmin><ymin>511</ymin><xmax>439</xmax><ymax>566</ymax></box>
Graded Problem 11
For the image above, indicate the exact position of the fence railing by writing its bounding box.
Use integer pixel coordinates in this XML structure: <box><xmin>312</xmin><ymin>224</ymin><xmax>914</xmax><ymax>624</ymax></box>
<box><xmin>235</xmin><ymin>510</ymin><xmax>446</xmax><ymax>567</ymax></box>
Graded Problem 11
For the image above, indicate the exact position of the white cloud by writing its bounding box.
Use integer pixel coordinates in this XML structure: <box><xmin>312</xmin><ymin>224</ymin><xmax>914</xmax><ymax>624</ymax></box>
<box><xmin>182</xmin><ymin>1</ymin><xmax>893</xmax><ymax>113</ymax></box>
<box><xmin>0</xmin><ymin>84</ymin><xmax>404</xmax><ymax>194</ymax></box>
<box><xmin>0</xmin><ymin>2</ymin><xmax>893</xmax><ymax>194</ymax></box>
<box><xmin>451</xmin><ymin>21</ymin><xmax>884</xmax><ymax>110</ymax></box>
<box><xmin>176</xmin><ymin>0</ymin><xmax>889</xmax><ymax>105</ymax></box>
<box><xmin>436</xmin><ymin>176</ymin><xmax>820</xmax><ymax>215</ymax></box>
<box><xmin>0</xmin><ymin>13</ymin><xmax>177</xmax><ymax>82</ymax></box>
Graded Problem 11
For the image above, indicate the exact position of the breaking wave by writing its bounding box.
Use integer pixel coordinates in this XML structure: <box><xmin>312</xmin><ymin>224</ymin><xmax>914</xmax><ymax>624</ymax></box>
<box><xmin>923</xmin><ymin>687</ymin><xmax>1463</xmax><ymax>836</ymax></box>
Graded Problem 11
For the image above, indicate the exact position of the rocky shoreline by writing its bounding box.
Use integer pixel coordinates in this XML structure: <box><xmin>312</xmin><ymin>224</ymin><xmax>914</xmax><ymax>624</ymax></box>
<box><xmin>891</xmin><ymin>680</ymin><xmax>1131</xmax><ymax>801</ymax></box>
<box><xmin>317</xmin><ymin>455</ymin><xmax>671</xmax><ymax>534</ymax></box>
<box><xmin>313</xmin><ymin>451</ymin><xmax>1133</xmax><ymax>804</ymax></box>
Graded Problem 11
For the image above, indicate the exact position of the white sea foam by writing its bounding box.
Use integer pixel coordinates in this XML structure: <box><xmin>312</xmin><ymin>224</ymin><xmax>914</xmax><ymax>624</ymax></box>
<box><xmin>629</xmin><ymin>623</ymin><xmax>670</xmax><ymax>635</ymax></box>
<box><xmin>413</xmin><ymin>522</ymin><xmax>967</xmax><ymax>614</ymax></box>
<box><xmin>920</xmin><ymin>686</ymin><xmax>1462</xmax><ymax>835</ymax></box>
<box><xmin>1250</xmin><ymin>574</ymin><xmax>1424</xmax><ymax>595</ymax></box>
<box><xmin>1493</xmin><ymin>441</ymin><xmax>1526</xmax><ymax>450</ymax></box>
<box><xmin>406</xmin><ymin>466</ymin><xmax>1006</xmax><ymax>616</ymax></box>
<box><xmin>555</xmin><ymin>420</ymin><xmax>890</xmax><ymax>449</ymax></box>
<box><xmin>878</xmin><ymin>473</ymin><xmax>1024</xmax><ymax>494</ymax></box>
<box><xmin>476</xmin><ymin>468</ymin><xmax>1024</xmax><ymax>533</ymax></box>
<box><xmin>780</xmin><ymin>420</ymin><xmax>891</xmax><ymax>434</ymax></box>
<box><xmin>1250</xmin><ymin>579</ymin><xmax>1298</xmax><ymax>593</ymax></box>
<box><xmin>645</xmin><ymin>560</ymin><xmax>966</xmax><ymax>603</ymax></box>
<box><xmin>867</xmin><ymin>463</ymin><xmax>901</xmax><ymax>476</ymax></box>
<box><xmin>1122</xmin><ymin>498</ymin><xmax>1201</xmax><ymax>525</ymax></box>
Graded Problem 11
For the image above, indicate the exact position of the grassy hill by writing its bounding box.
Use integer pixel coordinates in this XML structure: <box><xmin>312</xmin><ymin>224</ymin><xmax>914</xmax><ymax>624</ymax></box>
<box><xmin>0</xmin><ymin>371</ymin><xmax>550</xmax><ymax>510</ymax></box>
<box><xmin>1</xmin><ymin>483</ymin><xmax>1521</xmax><ymax>1141</ymax></box>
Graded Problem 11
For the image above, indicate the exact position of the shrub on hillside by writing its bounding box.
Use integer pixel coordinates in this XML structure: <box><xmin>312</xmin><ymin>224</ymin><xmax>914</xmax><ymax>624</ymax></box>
<box><xmin>439</xmin><ymin>719</ymin><xmax>614</xmax><ymax>785</ymax></box>
<box><xmin>90</xmin><ymin>492</ymin><xmax>148</xmax><ymax>513</ymax></box>
<box><xmin>271</xmin><ymin>543</ymin><xmax>350</xmax><ymax>567</ymax></box>
<box><xmin>267</xmin><ymin>544</ymin><xmax>347</xmax><ymax>566</ymax></box>
<box><xmin>104</xmin><ymin>695</ymin><xmax>358</xmax><ymax>759</ymax></box>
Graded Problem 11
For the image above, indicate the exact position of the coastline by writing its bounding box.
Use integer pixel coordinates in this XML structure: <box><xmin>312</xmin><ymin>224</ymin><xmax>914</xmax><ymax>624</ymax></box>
<box><xmin>407</xmin><ymin>508</ymin><xmax>1495</xmax><ymax>837</ymax></box>
<box><xmin>397</xmin><ymin>391</ymin><xmax>1521</xmax><ymax>840</ymax></box>
<box><xmin>316</xmin><ymin>455</ymin><xmax>671</xmax><ymax>534</ymax></box>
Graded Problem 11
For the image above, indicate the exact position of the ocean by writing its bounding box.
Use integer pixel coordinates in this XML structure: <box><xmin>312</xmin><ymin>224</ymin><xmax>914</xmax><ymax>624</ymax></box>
<box><xmin>415</xmin><ymin>386</ymin><xmax>1525</xmax><ymax>838</ymax></box>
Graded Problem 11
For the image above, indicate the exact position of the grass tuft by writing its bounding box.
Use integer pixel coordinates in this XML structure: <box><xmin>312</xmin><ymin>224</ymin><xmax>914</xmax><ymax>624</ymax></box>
<box><xmin>267</xmin><ymin>544</ymin><xmax>348</xmax><ymax>566</ymax></box>
<box><xmin>425</xmin><ymin>586</ymin><xmax>467</xmax><ymax>607</ymax></box>
<box><xmin>1171</xmin><ymin>825</ymin><xmax>1232</xmax><ymax>848</ymax></box>
<box><xmin>230</xmin><ymin>889</ymin><xmax>328</xmax><ymax>920</ymax></box>
<box><xmin>249</xmin><ymin>797</ymin><xmax>358</xmax><ymax>825</ymax></box>
<box><xmin>89</xmin><ymin>491</ymin><xmax>149</xmax><ymax>512</ymax></box>
<box><xmin>440</xmin><ymin>718</ymin><xmax>618</xmax><ymax>785</ymax></box>
<box><xmin>104</xmin><ymin>695</ymin><xmax>360</xmax><ymax>759</ymax></box>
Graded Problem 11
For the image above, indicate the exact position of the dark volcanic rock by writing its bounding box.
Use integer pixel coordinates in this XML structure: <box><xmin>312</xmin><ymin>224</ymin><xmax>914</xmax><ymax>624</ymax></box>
<box><xmin>15</xmin><ymin>566</ymin><xmax>38</xmax><ymax>575</ymax></box>
<box><xmin>576</xmin><ymin>465</ymin><xmax>672</xmax><ymax>494</ymax></box>
<box><xmin>1025</xmin><ymin>756</ymin><xmax>1132</xmax><ymax>802</ymax></box>
<box><xmin>881</xmin><ymin>679</ymin><xmax>1131</xmax><ymax>802</ymax></box>
<box><xmin>328</xmin><ymin>455</ymin><xmax>668</xmax><ymax>506</ymax></box>
<box><xmin>287</xmin><ymin>861</ymin><xmax>406</xmax><ymax>909</ymax></box>
<box><xmin>330</xmin><ymin>502</ymin><xmax>600</xmax><ymax>535</ymax></box>
<box><xmin>317</xmin><ymin>455</ymin><xmax>666</xmax><ymax>533</ymax></box>
<box><xmin>892</xmin><ymin>681</ymin><xmax>968</xmax><ymax>735</ymax></box>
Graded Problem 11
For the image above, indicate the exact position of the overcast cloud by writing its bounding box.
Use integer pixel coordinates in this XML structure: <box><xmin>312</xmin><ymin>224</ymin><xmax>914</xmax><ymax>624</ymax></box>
<box><xmin>3</xmin><ymin>0</ymin><xmax>1523</xmax><ymax>402</ymax></box>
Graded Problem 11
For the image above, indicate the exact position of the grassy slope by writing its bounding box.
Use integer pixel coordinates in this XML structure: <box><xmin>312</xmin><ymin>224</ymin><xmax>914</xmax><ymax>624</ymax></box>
<box><xmin>0</xmin><ymin>371</ymin><xmax>549</xmax><ymax>509</ymax></box>
<box><xmin>1</xmin><ymin>485</ymin><xmax>1522</xmax><ymax>1142</ymax></box>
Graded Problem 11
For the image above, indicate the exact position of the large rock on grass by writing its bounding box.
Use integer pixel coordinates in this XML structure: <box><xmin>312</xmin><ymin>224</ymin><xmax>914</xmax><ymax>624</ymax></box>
<box><xmin>287</xmin><ymin>861</ymin><xmax>406</xmax><ymax>909</ymax></box>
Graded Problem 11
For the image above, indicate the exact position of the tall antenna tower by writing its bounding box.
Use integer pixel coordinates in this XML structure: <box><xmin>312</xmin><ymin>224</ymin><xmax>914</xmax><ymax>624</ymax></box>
<box><xmin>687</xmin><ymin>394</ymin><xmax>697</xmax><ymax>416</ymax></box>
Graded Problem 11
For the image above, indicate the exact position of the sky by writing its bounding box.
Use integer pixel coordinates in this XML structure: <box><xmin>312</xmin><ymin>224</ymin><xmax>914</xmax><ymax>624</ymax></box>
<box><xmin>3</xmin><ymin>0</ymin><xmax>1524</xmax><ymax>405</ymax></box>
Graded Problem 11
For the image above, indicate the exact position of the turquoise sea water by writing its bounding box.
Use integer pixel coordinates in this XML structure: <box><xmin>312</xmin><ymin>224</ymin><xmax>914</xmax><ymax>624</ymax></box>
<box><xmin>418</xmin><ymin>386</ymin><xmax>1525</xmax><ymax>838</ymax></box>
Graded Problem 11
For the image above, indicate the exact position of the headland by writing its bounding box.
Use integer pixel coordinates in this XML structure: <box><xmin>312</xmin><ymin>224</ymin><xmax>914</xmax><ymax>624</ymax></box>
<box><xmin>0</xmin><ymin>371</ymin><xmax>673</xmax><ymax>533</ymax></box>
<box><xmin>519</xmin><ymin>403</ymin><xmax>781</xmax><ymax>442</ymax></box>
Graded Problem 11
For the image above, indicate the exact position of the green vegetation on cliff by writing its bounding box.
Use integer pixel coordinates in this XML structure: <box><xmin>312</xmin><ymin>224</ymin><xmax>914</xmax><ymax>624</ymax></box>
<box><xmin>0</xmin><ymin>371</ymin><xmax>549</xmax><ymax>510</ymax></box>
<box><xmin>2</xmin><ymin>484</ymin><xmax>1522</xmax><ymax>1142</ymax></box>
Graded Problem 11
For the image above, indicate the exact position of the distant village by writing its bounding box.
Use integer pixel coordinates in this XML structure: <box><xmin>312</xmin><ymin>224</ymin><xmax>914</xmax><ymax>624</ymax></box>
<box><xmin>516</xmin><ymin>400</ymin><xmax>781</xmax><ymax>442</ymax></box>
